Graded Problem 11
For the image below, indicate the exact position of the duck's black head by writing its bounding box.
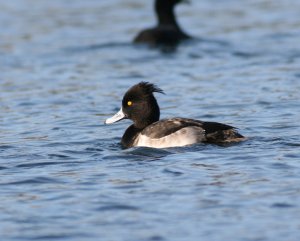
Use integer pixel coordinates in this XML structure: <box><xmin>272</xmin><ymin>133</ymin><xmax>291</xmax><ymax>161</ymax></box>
<box><xmin>156</xmin><ymin>0</ymin><xmax>187</xmax><ymax>10</ymax></box>
<box><xmin>105</xmin><ymin>82</ymin><xmax>164</xmax><ymax>129</ymax></box>
<box><xmin>155</xmin><ymin>0</ymin><xmax>187</xmax><ymax>24</ymax></box>
<box><xmin>155</xmin><ymin>0</ymin><xmax>190</xmax><ymax>35</ymax></box>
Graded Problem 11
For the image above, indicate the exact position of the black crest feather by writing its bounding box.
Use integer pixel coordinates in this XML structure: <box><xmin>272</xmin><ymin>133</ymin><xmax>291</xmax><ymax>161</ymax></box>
<box><xmin>123</xmin><ymin>82</ymin><xmax>164</xmax><ymax>103</ymax></box>
<box><xmin>137</xmin><ymin>82</ymin><xmax>165</xmax><ymax>95</ymax></box>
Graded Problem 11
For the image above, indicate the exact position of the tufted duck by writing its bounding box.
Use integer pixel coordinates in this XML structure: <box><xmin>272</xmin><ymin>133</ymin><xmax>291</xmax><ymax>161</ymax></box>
<box><xmin>133</xmin><ymin>0</ymin><xmax>191</xmax><ymax>46</ymax></box>
<box><xmin>105</xmin><ymin>82</ymin><xmax>245</xmax><ymax>148</ymax></box>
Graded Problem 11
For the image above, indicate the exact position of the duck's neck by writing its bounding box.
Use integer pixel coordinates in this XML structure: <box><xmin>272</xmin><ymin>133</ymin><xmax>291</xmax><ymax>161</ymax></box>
<box><xmin>135</xmin><ymin>115</ymin><xmax>159</xmax><ymax>130</ymax></box>
<box><xmin>155</xmin><ymin>1</ymin><xmax>179</xmax><ymax>29</ymax></box>
<box><xmin>134</xmin><ymin>97</ymin><xmax>160</xmax><ymax>130</ymax></box>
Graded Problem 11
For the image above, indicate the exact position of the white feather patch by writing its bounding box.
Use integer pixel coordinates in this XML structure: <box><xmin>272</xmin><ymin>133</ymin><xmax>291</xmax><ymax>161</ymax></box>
<box><xmin>134</xmin><ymin>126</ymin><xmax>206</xmax><ymax>148</ymax></box>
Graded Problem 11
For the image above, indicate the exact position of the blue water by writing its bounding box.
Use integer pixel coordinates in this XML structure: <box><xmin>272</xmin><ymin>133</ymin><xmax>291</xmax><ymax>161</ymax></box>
<box><xmin>1</xmin><ymin>0</ymin><xmax>300</xmax><ymax>240</ymax></box>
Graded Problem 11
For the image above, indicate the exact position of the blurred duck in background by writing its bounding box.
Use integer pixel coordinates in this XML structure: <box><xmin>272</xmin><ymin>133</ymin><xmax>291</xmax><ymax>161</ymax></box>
<box><xmin>134</xmin><ymin>0</ymin><xmax>191</xmax><ymax>47</ymax></box>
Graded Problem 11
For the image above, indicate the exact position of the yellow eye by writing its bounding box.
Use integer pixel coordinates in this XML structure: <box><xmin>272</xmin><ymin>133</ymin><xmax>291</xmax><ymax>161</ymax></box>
<box><xmin>127</xmin><ymin>101</ymin><xmax>132</xmax><ymax>106</ymax></box>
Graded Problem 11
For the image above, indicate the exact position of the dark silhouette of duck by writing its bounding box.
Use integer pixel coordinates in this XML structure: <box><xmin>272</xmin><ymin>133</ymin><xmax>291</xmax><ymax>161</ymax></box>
<box><xmin>134</xmin><ymin>0</ymin><xmax>191</xmax><ymax>47</ymax></box>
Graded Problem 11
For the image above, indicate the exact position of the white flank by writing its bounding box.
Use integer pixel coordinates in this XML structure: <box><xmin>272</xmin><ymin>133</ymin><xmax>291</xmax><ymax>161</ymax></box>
<box><xmin>134</xmin><ymin>126</ymin><xmax>206</xmax><ymax>148</ymax></box>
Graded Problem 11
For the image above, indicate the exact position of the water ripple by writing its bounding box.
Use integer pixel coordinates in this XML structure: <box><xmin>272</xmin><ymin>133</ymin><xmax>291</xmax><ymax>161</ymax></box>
<box><xmin>96</xmin><ymin>203</ymin><xmax>139</xmax><ymax>212</ymax></box>
<box><xmin>1</xmin><ymin>177</ymin><xmax>63</xmax><ymax>185</ymax></box>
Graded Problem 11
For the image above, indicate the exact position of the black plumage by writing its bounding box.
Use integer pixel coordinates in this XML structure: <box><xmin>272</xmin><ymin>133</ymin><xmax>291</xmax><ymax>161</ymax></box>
<box><xmin>134</xmin><ymin>0</ymin><xmax>191</xmax><ymax>47</ymax></box>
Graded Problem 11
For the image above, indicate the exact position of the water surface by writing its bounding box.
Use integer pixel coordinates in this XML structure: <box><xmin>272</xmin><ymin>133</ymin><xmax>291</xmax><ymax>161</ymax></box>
<box><xmin>1</xmin><ymin>0</ymin><xmax>300</xmax><ymax>240</ymax></box>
